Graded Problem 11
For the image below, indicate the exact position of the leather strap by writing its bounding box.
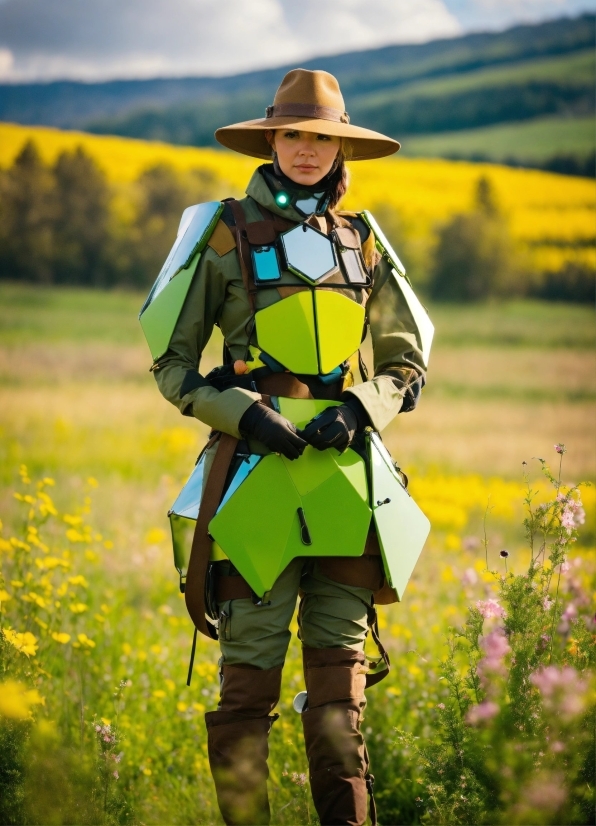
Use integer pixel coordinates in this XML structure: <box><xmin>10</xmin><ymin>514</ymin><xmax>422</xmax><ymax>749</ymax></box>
<box><xmin>365</xmin><ymin>603</ymin><xmax>391</xmax><ymax>688</ymax></box>
<box><xmin>216</xmin><ymin>574</ymin><xmax>253</xmax><ymax>602</ymax></box>
<box><xmin>265</xmin><ymin>102</ymin><xmax>350</xmax><ymax>124</ymax></box>
<box><xmin>185</xmin><ymin>433</ymin><xmax>239</xmax><ymax>639</ymax></box>
<box><xmin>256</xmin><ymin>372</ymin><xmax>314</xmax><ymax>399</ymax></box>
<box><xmin>229</xmin><ymin>200</ymin><xmax>257</xmax><ymax>316</ymax></box>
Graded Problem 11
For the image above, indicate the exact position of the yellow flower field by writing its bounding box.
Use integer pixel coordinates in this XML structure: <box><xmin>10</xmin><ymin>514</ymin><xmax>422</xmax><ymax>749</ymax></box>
<box><xmin>1</xmin><ymin>121</ymin><xmax>594</xmax><ymax>274</ymax></box>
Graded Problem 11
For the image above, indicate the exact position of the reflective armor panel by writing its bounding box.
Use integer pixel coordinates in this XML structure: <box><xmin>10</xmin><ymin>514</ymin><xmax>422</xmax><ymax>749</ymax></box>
<box><xmin>256</xmin><ymin>289</ymin><xmax>365</xmax><ymax>376</ymax></box>
<box><xmin>279</xmin><ymin>223</ymin><xmax>338</xmax><ymax>284</ymax></box>
<box><xmin>139</xmin><ymin>201</ymin><xmax>223</xmax><ymax>360</ymax></box>
<box><xmin>362</xmin><ymin>210</ymin><xmax>434</xmax><ymax>368</ymax></box>
<box><xmin>368</xmin><ymin>431</ymin><xmax>430</xmax><ymax>600</ymax></box>
<box><xmin>158</xmin><ymin>202</ymin><xmax>431</xmax><ymax>605</ymax></box>
<box><xmin>209</xmin><ymin>446</ymin><xmax>371</xmax><ymax>598</ymax></box>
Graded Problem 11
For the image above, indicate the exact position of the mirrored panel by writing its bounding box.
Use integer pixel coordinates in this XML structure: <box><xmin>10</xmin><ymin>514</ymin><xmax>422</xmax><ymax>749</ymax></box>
<box><xmin>339</xmin><ymin>247</ymin><xmax>369</xmax><ymax>285</ymax></box>
<box><xmin>169</xmin><ymin>452</ymin><xmax>207</xmax><ymax>521</ymax></box>
<box><xmin>140</xmin><ymin>201</ymin><xmax>222</xmax><ymax>314</ymax></box>
<box><xmin>295</xmin><ymin>195</ymin><xmax>321</xmax><ymax>215</ymax></box>
<box><xmin>217</xmin><ymin>455</ymin><xmax>261</xmax><ymax>513</ymax></box>
<box><xmin>281</xmin><ymin>224</ymin><xmax>337</xmax><ymax>284</ymax></box>
<box><xmin>252</xmin><ymin>245</ymin><xmax>281</xmax><ymax>283</ymax></box>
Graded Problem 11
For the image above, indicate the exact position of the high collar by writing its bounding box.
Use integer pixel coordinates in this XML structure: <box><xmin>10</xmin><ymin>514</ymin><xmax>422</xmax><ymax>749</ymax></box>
<box><xmin>245</xmin><ymin>164</ymin><xmax>331</xmax><ymax>222</ymax></box>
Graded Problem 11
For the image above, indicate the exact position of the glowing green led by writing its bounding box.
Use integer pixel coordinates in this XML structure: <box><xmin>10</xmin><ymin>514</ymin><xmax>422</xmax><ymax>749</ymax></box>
<box><xmin>275</xmin><ymin>191</ymin><xmax>290</xmax><ymax>208</ymax></box>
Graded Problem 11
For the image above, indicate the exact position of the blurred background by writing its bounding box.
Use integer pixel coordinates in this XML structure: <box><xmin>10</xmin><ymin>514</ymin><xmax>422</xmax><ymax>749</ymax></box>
<box><xmin>0</xmin><ymin>3</ymin><xmax>594</xmax><ymax>824</ymax></box>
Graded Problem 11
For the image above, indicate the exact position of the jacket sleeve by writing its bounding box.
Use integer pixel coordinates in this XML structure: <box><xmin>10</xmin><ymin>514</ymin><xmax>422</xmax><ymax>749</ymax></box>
<box><xmin>343</xmin><ymin>256</ymin><xmax>427</xmax><ymax>433</ymax></box>
<box><xmin>152</xmin><ymin>246</ymin><xmax>260</xmax><ymax>438</ymax></box>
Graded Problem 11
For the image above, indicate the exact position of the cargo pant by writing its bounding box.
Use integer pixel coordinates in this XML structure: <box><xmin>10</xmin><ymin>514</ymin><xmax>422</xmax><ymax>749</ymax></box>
<box><xmin>206</xmin><ymin>556</ymin><xmax>379</xmax><ymax>825</ymax></box>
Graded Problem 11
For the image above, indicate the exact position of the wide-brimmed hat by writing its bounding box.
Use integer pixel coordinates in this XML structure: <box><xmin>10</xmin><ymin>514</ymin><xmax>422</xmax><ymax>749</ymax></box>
<box><xmin>215</xmin><ymin>68</ymin><xmax>400</xmax><ymax>161</ymax></box>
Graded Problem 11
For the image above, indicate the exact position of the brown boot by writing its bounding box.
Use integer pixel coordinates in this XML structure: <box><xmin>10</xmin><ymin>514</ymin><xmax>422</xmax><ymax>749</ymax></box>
<box><xmin>301</xmin><ymin>647</ymin><xmax>375</xmax><ymax>826</ymax></box>
<box><xmin>206</xmin><ymin>664</ymin><xmax>283</xmax><ymax>825</ymax></box>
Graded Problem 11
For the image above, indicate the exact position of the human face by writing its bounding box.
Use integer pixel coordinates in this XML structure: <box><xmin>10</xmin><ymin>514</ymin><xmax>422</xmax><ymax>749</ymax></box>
<box><xmin>267</xmin><ymin>129</ymin><xmax>341</xmax><ymax>186</ymax></box>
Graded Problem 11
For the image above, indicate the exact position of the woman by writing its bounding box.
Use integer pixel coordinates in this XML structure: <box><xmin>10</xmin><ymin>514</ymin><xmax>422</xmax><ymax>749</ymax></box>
<box><xmin>151</xmin><ymin>69</ymin><xmax>428</xmax><ymax>826</ymax></box>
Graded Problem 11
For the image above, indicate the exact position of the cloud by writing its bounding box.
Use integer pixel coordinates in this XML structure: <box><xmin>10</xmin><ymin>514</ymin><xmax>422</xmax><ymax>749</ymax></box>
<box><xmin>0</xmin><ymin>0</ymin><xmax>591</xmax><ymax>82</ymax></box>
<box><xmin>442</xmin><ymin>0</ymin><xmax>594</xmax><ymax>30</ymax></box>
<box><xmin>0</xmin><ymin>0</ymin><xmax>461</xmax><ymax>81</ymax></box>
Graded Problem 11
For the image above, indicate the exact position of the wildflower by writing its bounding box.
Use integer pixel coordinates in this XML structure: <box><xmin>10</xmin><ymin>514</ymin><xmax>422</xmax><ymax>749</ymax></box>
<box><xmin>0</xmin><ymin>679</ymin><xmax>44</xmax><ymax>719</ymax></box>
<box><xmin>51</xmin><ymin>632</ymin><xmax>71</xmax><ymax>644</ymax></box>
<box><xmin>554</xmin><ymin>444</ymin><xmax>566</xmax><ymax>455</ymax></box>
<box><xmin>461</xmin><ymin>568</ymin><xmax>478</xmax><ymax>586</ymax></box>
<box><xmin>480</xmin><ymin>628</ymin><xmax>510</xmax><ymax>661</ymax></box>
<box><xmin>476</xmin><ymin>598</ymin><xmax>506</xmax><ymax>619</ymax></box>
<box><xmin>560</xmin><ymin>559</ymin><xmax>570</xmax><ymax>573</ymax></box>
<box><xmin>466</xmin><ymin>701</ymin><xmax>499</xmax><ymax>725</ymax></box>
<box><xmin>2</xmin><ymin>629</ymin><xmax>38</xmax><ymax>657</ymax></box>
<box><xmin>530</xmin><ymin>665</ymin><xmax>587</xmax><ymax>718</ymax></box>
<box><xmin>499</xmin><ymin>549</ymin><xmax>509</xmax><ymax>558</ymax></box>
<box><xmin>558</xmin><ymin>603</ymin><xmax>578</xmax><ymax>634</ymax></box>
<box><xmin>112</xmin><ymin>770</ymin><xmax>119</xmax><ymax>780</ymax></box>
<box><xmin>477</xmin><ymin>628</ymin><xmax>510</xmax><ymax>685</ymax></box>
<box><xmin>542</xmin><ymin>596</ymin><xmax>554</xmax><ymax>611</ymax></box>
<box><xmin>437</xmin><ymin>703</ymin><xmax>445</xmax><ymax>710</ymax></box>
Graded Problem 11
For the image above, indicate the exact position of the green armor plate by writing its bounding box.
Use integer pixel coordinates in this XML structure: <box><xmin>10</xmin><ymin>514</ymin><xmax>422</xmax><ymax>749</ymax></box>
<box><xmin>209</xmin><ymin>445</ymin><xmax>372</xmax><ymax>599</ymax></box>
<box><xmin>368</xmin><ymin>431</ymin><xmax>430</xmax><ymax>600</ymax></box>
<box><xmin>256</xmin><ymin>289</ymin><xmax>365</xmax><ymax>376</ymax></box>
<box><xmin>139</xmin><ymin>201</ymin><xmax>224</xmax><ymax>361</ymax></box>
<box><xmin>361</xmin><ymin>210</ymin><xmax>434</xmax><ymax>368</ymax></box>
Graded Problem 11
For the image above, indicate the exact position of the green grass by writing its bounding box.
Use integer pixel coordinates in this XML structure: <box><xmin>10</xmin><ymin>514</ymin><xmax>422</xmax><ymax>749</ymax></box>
<box><xmin>362</xmin><ymin>48</ymin><xmax>595</xmax><ymax>106</ymax></box>
<box><xmin>401</xmin><ymin>114</ymin><xmax>596</xmax><ymax>163</ymax></box>
<box><xmin>0</xmin><ymin>283</ymin><xmax>594</xmax><ymax>824</ymax></box>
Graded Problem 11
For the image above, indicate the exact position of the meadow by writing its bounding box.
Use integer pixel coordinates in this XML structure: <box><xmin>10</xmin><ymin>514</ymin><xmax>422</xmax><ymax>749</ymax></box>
<box><xmin>1</xmin><ymin>122</ymin><xmax>595</xmax><ymax>282</ymax></box>
<box><xmin>0</xmin><ymin>282</ymin><xmax>594</xmax><ymax>824</ymax></box>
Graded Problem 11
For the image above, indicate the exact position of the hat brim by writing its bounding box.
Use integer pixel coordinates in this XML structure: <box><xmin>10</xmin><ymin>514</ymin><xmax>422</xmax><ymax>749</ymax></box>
<box><xmin>215</xmin><ymin>117</ymin><xmax>400</xmax><ymax>161</ymax></box>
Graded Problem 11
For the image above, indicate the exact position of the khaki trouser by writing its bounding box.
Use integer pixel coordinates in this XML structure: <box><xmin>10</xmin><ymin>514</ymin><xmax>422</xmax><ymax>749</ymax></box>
<box><xmin>214</xmin><ymin>557</ymin><xmax>374</xmax><ymax>669</ymax></box>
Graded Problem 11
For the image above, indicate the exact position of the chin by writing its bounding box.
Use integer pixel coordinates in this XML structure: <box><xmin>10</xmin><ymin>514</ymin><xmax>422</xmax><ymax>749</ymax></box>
<box><xmin>290</xmin><ymin>171</ymin><xmax>323</xmax><ymax>186</ymax></box>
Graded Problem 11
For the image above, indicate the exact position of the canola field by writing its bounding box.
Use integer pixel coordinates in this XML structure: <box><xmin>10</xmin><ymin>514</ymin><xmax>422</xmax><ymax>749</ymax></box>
<box><xmin>0</xmin><ymin>281</ymin><xmax>594</xmax><ymax>824</ymax></box>
<box><xmin>1</xmin><ymin>121</ymin><xmax>594</xmax><ymax>277</ymax></box>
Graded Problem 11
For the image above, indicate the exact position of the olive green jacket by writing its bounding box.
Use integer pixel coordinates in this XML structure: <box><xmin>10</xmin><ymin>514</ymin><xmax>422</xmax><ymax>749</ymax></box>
<box><xmin>153</xmin><ymin>169</ymin><xmax>426</xmax><ymax>437</ymax></box>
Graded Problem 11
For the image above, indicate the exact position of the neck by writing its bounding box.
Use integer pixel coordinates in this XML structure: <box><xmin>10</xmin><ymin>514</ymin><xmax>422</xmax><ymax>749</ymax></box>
<box><xmin>260</xmin><ymin>163</ymin><xmax>337</xmax><ymax>216</ymax></box>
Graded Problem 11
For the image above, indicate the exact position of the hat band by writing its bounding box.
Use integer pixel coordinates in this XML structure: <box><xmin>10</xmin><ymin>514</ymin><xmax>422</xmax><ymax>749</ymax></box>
<box><xmin>265</xmin><ymin>102</ymin><xmax>350</xmax><ymax>124</ymax></box>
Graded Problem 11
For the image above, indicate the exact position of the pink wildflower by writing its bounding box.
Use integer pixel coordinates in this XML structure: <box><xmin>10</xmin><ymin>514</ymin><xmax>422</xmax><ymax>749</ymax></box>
<box><xmin>480</xmin><ymin>628</ymin><xmax>510</xmax><ymax>661</ymax></box>
<box><xmin>530</xmin><ymin>665</ymin><xmax>587</xmax><ymax>718</ymax></box>
<box><xmin>554</xmin><ymin>444</ymin><xmax>566</xmax><ymax>455</ymax></box>
<box><xmin>561</xmin><ymin>509</ymin><xmax>575</xmax><ymax>530</ymax></box>
<box><xmin>476</xmin><ymin>598</ymin><xmax>506</xmax><ymax>619</ymax></box>
<box><xmin>437</xmin><ymin>703</ymin><xmax>445</xmax><ymax>710</ymax></box>
<box><xmin>542</xmin><ymin>596</ymin><xmax>554</xmax><ymax>611</ymax></box>
<box><xmin>560</xmin><ymin>559</ymin><xmax>570</xmax><ymax>573</ymax></box>
<box><xmin>461</xmin><ymin>567</ymin><xmax>478</xmax><ymax>586</ymax></box>
<box><xmin>113</xmin><ymin>770</ymin><xmax>119</xmax><ymax>780</ymax></box>
<box><xmin>466</xmin><ymin>701</ymin><xmax>499</xmax><ymax>725</ymax></box>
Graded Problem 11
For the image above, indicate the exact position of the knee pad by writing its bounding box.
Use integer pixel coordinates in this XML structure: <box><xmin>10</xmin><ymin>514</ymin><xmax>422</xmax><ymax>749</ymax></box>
<box><xmin>219</xmin><ymin>664</ymin><xmax>283</xmax><ymax>717</ymax></box>
<box><xmin>302</xmin><ymin>647</ymin><xmax>367</xmax><ymax>711</ymax></box>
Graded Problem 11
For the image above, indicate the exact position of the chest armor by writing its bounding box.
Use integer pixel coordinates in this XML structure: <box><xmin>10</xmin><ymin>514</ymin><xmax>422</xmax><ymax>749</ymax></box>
<box><xmin>245</xmin><ymin>218</ymin><xmax>370</xmax><ymax>383</ymax></box>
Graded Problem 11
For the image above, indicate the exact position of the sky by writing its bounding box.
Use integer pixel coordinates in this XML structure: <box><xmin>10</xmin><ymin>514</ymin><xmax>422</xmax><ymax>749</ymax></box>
<box><xmin>0</xmin><ymin>0</ymin><xmax>593</xmax><ymax>82</ymax></box>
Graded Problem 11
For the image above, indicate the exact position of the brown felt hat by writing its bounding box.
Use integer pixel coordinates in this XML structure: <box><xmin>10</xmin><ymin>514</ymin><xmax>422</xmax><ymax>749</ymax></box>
<box><xmin>215</xmin><ymin>68</ymin><xmax>400</xmax><ymax>161</ymax></box>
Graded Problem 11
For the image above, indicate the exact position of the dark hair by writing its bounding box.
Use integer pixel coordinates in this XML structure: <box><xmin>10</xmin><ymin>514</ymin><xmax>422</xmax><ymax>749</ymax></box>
<box><xmin>327</xmin><ymin>143</ymin><xmax>351</xmax><ymax>210</ymax></box>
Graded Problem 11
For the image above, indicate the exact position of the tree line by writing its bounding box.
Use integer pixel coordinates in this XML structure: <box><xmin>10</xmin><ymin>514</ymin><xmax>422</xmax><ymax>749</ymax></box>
<box><xmin>0</xmin><ymin>140</ymin><xmax>592</xmax><ymax>302</ymax></box>
<box><xmin>0</xmin><ymin>140</ymin><xmax>224</xmax><ymax>288</ymax></box>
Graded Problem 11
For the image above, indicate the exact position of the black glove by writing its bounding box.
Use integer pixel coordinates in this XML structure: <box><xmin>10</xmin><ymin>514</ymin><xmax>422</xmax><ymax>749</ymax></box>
<box><xmin>302</xmin><ymin>397</ymin><xmax>370</xmax><ymax>452</ymax></box>
<box><xmin>239</xmin><ymin>401</ymin><xmax>307</xmax><ymax>460</ymax></box>
<box><xmin>205</xmin><ymin>364</ymin><xmax>256</xmax><ymax>393</ymax></box>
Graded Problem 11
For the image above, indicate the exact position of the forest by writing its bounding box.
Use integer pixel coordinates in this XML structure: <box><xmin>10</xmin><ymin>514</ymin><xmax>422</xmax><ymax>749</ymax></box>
<box><xmin>0</xmin><ymin>136</ymin><xmax>593</xmax><ymax>302</ymax></box>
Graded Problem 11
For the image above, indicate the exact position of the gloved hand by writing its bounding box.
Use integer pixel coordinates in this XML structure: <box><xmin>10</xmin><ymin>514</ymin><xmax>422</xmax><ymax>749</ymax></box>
<box><xmin>302</xmin><ymin>397</ymin><xmax>370</xmax><ymax>452</ymax></box>
<box><xmin>239</xmin><ymin>401</ymin><xmax>307</xmax><ymax>460</ymax></box>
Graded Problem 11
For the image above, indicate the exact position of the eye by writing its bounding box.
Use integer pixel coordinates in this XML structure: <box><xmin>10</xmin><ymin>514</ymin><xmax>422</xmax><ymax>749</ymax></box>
<box><xmin>283</xmin><ymin>130</ymin><xmax>300</xmax><ymax>139</ymax></box>
<box><xmin>316</xmin><ymin>134</ymin><xmax>332</xmax><ymax>141</ymax></box>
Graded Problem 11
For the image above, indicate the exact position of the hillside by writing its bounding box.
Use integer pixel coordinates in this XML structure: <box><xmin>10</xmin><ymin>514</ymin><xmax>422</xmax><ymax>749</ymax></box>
<box><xmin>0</xmin><ymin>14</ymin><xmax>593</xmax><ymax>171</ymax></box>
<box><xmin>1</xmin><ymin>122</ymin><xmax>593</xmax><ymax>287</ymax></box>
